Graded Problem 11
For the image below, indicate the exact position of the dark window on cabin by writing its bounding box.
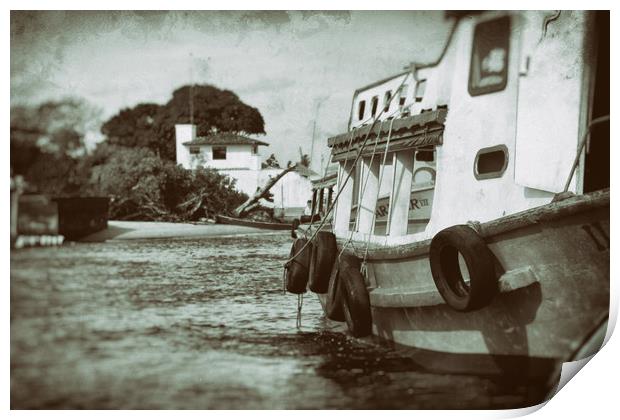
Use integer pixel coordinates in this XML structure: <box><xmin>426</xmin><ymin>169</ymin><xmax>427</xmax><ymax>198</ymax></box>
<box><xmin>474</xmin><ymin>145</ymin><xmax>508</xmax><ymax>180</ymax></box>
<box><xmin>252</xmin><ymin>144</ymin><xmax>258</xmax><ymax>154</ymax></box>
<box><xmin>383</xmin><ymin>90</ymin><xmax>392</xmax><ymax>112</ymax></box>
<box><xmin>358</xmin><ymin>100</ymin><xmax>366</xmax><ymax>121</ymax></box>
<box><xmin>416</xmin><ymin>149</ymin><xmax>434</xmax><ymax>162</ymax></box>
<box><xmin>469</xmin><ymin>16</ymin><xmax>510</xmax><ymax>96</ymax></box>
<box><xmin>212</xmin><ymin>146</ymin><xmax>227</xmax><ymax>160</ymax></box>
<box><xmin>189</xmin><ymin>146</ymin><xmax>200</xmax><ymax>155</ymax></box>
<box><xmin>371</xmin><ymin>96</ymin><xmax>379</xmax><ymax>117</ymax></box>
<box><xmin>399</xmin><ymin>84</ymin><xmax>409</xmax><ymax>107</ymax></box>
<box><xmin>415</xmin><ymin>80</ymin><xmax>427</xmax><ymax>103</ymax></box>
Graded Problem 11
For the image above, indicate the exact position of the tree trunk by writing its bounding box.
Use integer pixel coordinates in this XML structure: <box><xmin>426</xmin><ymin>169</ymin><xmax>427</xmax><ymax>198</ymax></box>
<box><xmin>233</xmin><ymin>165</ymin><xmax>296</xmax><ymax>217</ymax></box>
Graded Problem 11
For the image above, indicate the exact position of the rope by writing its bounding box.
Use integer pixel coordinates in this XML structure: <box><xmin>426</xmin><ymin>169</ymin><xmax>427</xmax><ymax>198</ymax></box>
<box><xmin>283</xmin><ymin>76</ymin><xmax>411</xmax><ymax>268</ymax></box>
<box><xmin>337</xmin><ymin>121</ymin><xmax>384</xmax><ymax>261</ymax></box>
<box><xmin>363</xmin><ymin>118</ymin><xmax>396</xmax><ymax>267</ymax></box>
<box><xmin>563</xmin><ymin>115</ymin><xmax>610</xmax><ymax>193</ymax></box>
<box><xmin>282</xmin><ymin>265</ymin><xmax>288</xmax><ymax>294</ymax></box>
<box><xmin>296</xmin><ymin>293</ymin><xmax>304</xmax><ymax>329</ymax></box>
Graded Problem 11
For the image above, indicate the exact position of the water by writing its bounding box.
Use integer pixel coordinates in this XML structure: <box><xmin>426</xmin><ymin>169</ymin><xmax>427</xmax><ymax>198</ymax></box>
<box><xmin>11</xmin><ymin>233</ymin><xmax>556</xmax><ymax>409</ymax></box>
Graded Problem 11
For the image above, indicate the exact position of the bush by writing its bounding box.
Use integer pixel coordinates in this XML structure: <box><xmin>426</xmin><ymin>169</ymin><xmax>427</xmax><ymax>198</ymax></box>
<box><xmin>86</xmin><ymin>145</ymin><xmax>247</xmax><ymax>221</ymax></box>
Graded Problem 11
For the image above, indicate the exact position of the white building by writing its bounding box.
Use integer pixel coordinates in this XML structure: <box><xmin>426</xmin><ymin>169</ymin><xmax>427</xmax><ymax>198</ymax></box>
<box><xmin>175</xmin><ymin>124</ymin><xmax>318</xmax><ymax>219</ymax></box>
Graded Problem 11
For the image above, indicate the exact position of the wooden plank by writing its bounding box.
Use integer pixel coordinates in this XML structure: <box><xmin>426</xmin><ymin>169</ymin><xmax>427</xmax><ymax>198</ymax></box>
<box><xmin>334</xmin><ymin>188</ymin><xmax>609</xmax><ymax>261</ymax></box>
<box><xmin>369</xmin><ymin>266</ymin><xmax>539</xmax><ymax>308</ymax></box>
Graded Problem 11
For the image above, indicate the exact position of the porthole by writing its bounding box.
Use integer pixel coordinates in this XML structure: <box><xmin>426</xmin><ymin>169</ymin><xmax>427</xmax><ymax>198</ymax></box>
<box><xmin>474</xmin><ymin>145</ymin><xmax>508</xmax><ymax>180</ymax></box>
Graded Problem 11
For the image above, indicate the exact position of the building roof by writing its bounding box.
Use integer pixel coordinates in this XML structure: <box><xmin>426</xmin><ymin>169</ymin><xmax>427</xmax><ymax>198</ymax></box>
<box><xmin>183</xmin><ymin>133</ymin><xmax>269</xmax><ymax>147</ymax></box>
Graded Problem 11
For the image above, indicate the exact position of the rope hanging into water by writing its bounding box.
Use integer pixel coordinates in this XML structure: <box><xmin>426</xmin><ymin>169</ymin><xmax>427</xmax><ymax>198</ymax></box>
<box><xmin>283</xmin><ymin>76</ymin><xmax>411</xmax><ymax>268</ymax></box>
<box><xmin>296</xmin><ymin>293</ymin><xmax>304</xmax><ymax>329</ymax></box>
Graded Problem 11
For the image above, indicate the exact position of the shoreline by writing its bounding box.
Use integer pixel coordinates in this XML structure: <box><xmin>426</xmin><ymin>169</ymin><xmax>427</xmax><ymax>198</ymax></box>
<box><xmin>79</xmin><ymin>220</ymin><xmax>290</xmax><ymax>242</ymax></box>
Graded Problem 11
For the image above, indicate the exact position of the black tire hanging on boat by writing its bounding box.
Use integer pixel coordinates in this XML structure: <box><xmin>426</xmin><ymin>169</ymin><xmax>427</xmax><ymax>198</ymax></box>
<box><xmin>308</xmin><ymin>232</ymin><xmax>338</xmax><ymax>293</ymax></box>
<box><xmin>325</xmin><ymin>261</ymin><xmax>345</xmax><ymax>321</ymax></box>
<box><xmin>339</xmin><ymin>254</ymin><xmax>372</xmax><ymax>337</ymax></box>
<box><xmin>429</xmin><ymin>225</ymin><xmax>498</xmax><ymax>311</ymax></box>
<box><xmin>286</xmin><ymin>238</ymin><xmax>313</xmax><ymax>294</ymax></box>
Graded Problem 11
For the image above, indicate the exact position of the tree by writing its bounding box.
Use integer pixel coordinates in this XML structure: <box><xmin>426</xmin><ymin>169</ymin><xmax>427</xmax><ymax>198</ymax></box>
<box><xmin>101</xmin><ymin>103</ymin><xmax>163</xmax><ymax>153</ymax></box>
<box><xmin>100</xmin><ymin>84</ymin><xmax>266</xmax><ymax>161</ymax></box>
<box><xmin>262</xmin><ymin>153</ymin><xmax>281</xmax><ymax>169</ymax></box>
<box><xmin>10</xmin><ymin>98</ymin><xmax>101</xmax><ymax>195</ymax></box>
<box><xmin>86</xmin><ymin>145</ymin><xmax>247</xmax><ymax>221</ymax></box>
<box><xmin>299</xmin><ymin>153</ymin><xmax>311</xmax><ymax>168</ymax></box>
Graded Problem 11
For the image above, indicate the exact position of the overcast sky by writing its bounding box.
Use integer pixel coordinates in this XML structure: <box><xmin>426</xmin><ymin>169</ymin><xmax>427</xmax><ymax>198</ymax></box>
<box><xmin>11</xmin><ymin>10</ymin><xmax>451</xmax><ymax>172</ymax></box>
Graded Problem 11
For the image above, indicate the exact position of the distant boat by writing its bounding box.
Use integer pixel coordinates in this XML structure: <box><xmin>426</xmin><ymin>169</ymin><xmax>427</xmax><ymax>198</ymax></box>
<box><xmin>215</xmin><ymin>214</ymin><xmax>292</xmax><ymax>231</ymax></box>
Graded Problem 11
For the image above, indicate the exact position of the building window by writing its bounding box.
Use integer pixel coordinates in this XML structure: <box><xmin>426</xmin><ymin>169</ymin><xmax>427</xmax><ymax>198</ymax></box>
<box><xmin>189</xmin><ymin>146</ymin><xmax>200</xmax><ymax>155</ymax></box>
<box><xmin>370</xmin><ymin>96</ymin><xmax>379</xmax><ymax>117</ymax></box>
<box><xmin>213</xmin><ymin>146</ymin><xmax>227</xmax><ymax>160</ymax></box>
<box><xmin>399</xmin><ymin>84</ymin><xmax>409</xmax><ymax>107</ymax></box>
<box><xmin>415</xmin><ymin>80</ymin><xmax>426</xmax><ymax>103</ymax></box>
<box><xmin>468</xmin><ymin>16</ymin><xmax>510</xmax><ymax>96</ymax></box>
<box><xmin>358</xmin><ymin>100</ymin><xmax>366</xmax><ymax>121</ymax></box>
<box><xmin>252</xmin><ymin>144</ymin><xmax>258</xmax><ymax>154</ymax></box>
<box><xmin>383</xmin><ymin>90</ymin><xmax>392</xmax><ymax>112</ymax></box>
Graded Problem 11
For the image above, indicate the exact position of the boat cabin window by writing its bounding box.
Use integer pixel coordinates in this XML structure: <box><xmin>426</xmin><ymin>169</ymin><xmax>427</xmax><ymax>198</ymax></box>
<box><xmin>189</xmin><ymin>146</ymin><xmax>200</xmax><ymax>155</ymax></box>
<box><xmin>370</xmin><ymin>96</ymin><xmax>379</xmax><ymax>117</ymax></box>
<box><xmin>468</xmin><ymin>16</ymin><xmax>510</xmax><ymax>96</ymax></box>
<box><xmin>474</xmin><ymin>145</ymin><xmax>508</xmax><ymax>180</ymax></box>
<box><xmin>415</xmin><ymin>80</ymin><xmax>426</xmax><ymax>103</ymax></box>
<box><xmin>358</xmin><ymin>100</ymin><xmax>366</xmax><ymax>121</ymax></box>
<box><xmin>212</xmin><ymin>146</ymin><xmax>227</xmax><ymax>160</ymax></box>
<box><xmin>383</xmin><ymin>90</ymin><xmax>392</xmax><ymax>112</ymax></box>
<box><xmin>399</xmin><ymin>84</ymin><xmax>409</xmax><ymax>107</ymax></box>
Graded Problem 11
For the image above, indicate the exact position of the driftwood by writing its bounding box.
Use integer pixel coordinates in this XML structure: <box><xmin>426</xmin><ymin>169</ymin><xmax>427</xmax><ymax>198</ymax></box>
<box><xmin>233</xmin><ymin>165</ymin><xmax>297</xmax><ymax>217</ymax></box>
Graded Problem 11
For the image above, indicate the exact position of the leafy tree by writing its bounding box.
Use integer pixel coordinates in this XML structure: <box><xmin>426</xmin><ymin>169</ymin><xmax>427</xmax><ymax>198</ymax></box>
<box><xmin>298</xmin><ymin>153</ymin><xmax>311</xmax><ymax>168</ymax></box>
<box><xmin>262</xmin><ymin>153</ymin><xmax>281</xmax><ymax>169</ymax></box>
<box><xmin>101</xmin><ymin>84</ymin><xmax>266</xmax><ymax>161</ymax></box>
<box><xmin>101</xmin><ymin>103</ymin><xmax>163</xmax><ymax>153</ymax></box>
<box><xmin>86</xmin><ymin>145</ymin><xmax>247</xmax><ymax>220</ymax></box>
<box><xmin>10</xmin><ymin>98</ymin><xmax>101</xmax><ymax>195</ymax></box>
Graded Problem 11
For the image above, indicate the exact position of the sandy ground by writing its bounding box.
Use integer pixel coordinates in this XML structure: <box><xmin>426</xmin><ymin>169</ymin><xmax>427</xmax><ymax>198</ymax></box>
<box><xmin>80</xmin><ymin>220</ymin><xmax>288</xmax><ymax>242</ymax></box>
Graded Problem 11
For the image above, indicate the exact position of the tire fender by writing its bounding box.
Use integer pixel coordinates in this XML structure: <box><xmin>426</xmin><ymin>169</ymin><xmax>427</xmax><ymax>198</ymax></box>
<box><xmin>429</xmin><ymin>225</ymin><xmax>498</xmax><ymax>311</ymax></box>
<box><xmin>309</xmin><ymin>232</ymin><xmax>338</xmax><ymax>293</ymax></box>
<box><xmin>286</xmin><ymin>238</ymin><xmax>312</xmax><ymax>294</ymax></box>
<box><xmin>339</xmin><ymin>254</ymin><xmax>372</xmax><ymax>337</ymax></box>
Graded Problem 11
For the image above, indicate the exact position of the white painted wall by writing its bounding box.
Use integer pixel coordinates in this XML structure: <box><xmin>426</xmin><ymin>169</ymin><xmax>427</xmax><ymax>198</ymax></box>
<box><xmin>349</xmin><ymin>73</ymin><xmax>415</xmax><ymax>129</ymax></box>
<box><xmin>175</xmin><ymin>124</ymin><xmax>196</xmax><ymax>169</ymax></box>
<box><xmin>260</xmin><ymin>169</ymin><xmax>316</xmax><ymax>210</ymax></box>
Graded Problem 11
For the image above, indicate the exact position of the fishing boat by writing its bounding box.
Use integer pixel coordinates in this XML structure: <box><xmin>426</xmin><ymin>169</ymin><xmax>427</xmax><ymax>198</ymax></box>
<box><xmin>288</xmin><ymin>10</ymin><xmax>609</xmax><ymax>364</ymax></box>
<box><xmin>215</xmin><ymin>214</ymin><xmax>292</xmax><ymax>231</ymax></box>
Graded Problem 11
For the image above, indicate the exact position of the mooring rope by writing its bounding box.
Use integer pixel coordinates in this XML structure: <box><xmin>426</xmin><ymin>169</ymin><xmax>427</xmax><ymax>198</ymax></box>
<box><xmin>283</xmin><ymin>76</ymin><xmax>411</xmax><ymax>268</ymax></box>
<box><xmin>362</xmin><ymin>117</ymin><xmax>396</xmax><ymax>269</ymax></box>
<box><xmin>296</xmin><ymin>293</ymin><xmax>304</xmax><ymax>329</ymax></box>
<box><xmin>562</xmin><ymin>115</ymin><xmax>610</xmax><ymax>193</ymax></box>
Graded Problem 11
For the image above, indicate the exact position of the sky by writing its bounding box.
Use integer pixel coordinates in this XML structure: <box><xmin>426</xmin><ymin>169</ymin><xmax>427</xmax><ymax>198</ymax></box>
<box><xmin>10</xmin><ymin>10</ymin><xmax>451</xmax><ymax>173</ymax></box>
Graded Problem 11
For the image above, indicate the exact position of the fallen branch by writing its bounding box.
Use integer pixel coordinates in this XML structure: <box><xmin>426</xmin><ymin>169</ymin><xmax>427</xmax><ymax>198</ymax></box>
<box><xmin>233</xmin><ymin>164</ymin><xmax>296</xmax><ymax>217</ymax></box>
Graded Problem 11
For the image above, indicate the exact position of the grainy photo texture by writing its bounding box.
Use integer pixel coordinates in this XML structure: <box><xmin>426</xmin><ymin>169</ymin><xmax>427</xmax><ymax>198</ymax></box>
<box><xmin>10</xmin><ymin>10</ymin><xmax>610</xmax><ymax>410</ymax></box>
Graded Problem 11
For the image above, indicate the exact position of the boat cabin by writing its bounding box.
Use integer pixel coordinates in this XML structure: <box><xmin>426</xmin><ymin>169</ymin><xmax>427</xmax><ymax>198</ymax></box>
<box><xmin>329</xmin><ymin>11</ymin><xmax>609</xmax><ymax>246</ymax></box>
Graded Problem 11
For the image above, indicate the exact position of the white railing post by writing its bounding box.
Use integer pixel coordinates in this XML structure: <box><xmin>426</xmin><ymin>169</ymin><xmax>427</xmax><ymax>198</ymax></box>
<box><xmin>334</xmin><ymin>161</ymin><xmax>355</xmax><ymax>233</ymax></box>
<box><xmin>357</xmin><ymin>156</ymin><xmax>380</xmax><ymax>234</ymax></box>
<box><xmin>388</xmin><ymin>151</ymin><xmax>414</xmax><ymax>237</ymax></box>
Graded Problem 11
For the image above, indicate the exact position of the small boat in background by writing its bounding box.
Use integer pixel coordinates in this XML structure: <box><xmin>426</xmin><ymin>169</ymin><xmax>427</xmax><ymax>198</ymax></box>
<box><xmin>215</xmin><ymin>214</ymin><xmax>292</xmax><ymax>231</ymax></box>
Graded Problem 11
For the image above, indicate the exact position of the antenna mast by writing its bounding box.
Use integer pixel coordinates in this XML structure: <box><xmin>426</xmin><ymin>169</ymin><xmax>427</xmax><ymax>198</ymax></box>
<box><xmin>189</xmin><ymin>52</ymin><xmax>194</xmax><ymax>126</ymax></box>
